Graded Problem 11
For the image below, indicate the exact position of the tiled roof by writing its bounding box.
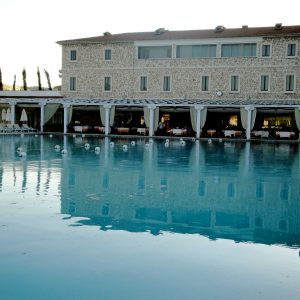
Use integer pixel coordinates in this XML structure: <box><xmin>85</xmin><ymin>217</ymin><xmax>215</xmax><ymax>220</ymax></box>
<box><xmin>57</xmin><ymin>25</ymin><xmax>300</xmax><ymax>45</ymax></box>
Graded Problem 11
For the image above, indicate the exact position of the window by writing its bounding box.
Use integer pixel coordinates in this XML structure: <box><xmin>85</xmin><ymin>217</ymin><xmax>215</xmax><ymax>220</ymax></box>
<box><xmin>285</xmin><ymin>75</ymin><xmax>295</xmax><ymax>92</ymax></box>
<box><xmin>221</xmin><ymin>43</ymin><xmax>257</xmax><ymax>57</ymax></box>
<box><xmin>69</xmin><ymin>77</ymin><xmax>76</xmax><ymax>91</ymax></box>
<box><xmin>138</xmin><ymin>46</ymin><xmax>172</xmax><ymax>59</ymax></box>
<box><xmin>201</xmin><ymin>75</ymin><xmax>210</xmax><ymax>91</ymax></box>
<box><xmin>287</xmin><ymin>43</ymin><xmax>296</xmax><ymax>57</ymax></box>
<box><xmin>163</xmin><ymin>76</ymin><xmax>171</xmax><ymax>91</ymax></box>
<box><xmin>140</xmin><ymin>76</ymin><xmax>148</xmax><ymax>91</ymax></box>
<box><xmin>70</xmin><ymin>50</ymin><xmax>77</xmax><ymax>61</ymax></box>
<box><xmin>260</xmin><ymin>75</ymin><xmax>270</xmax><ymax>92</ymax></box>
<box><xmin>104</xmin><ymin>77</ymin><xmax>111</xmax><ymax>91</ymax></box>
<box><xmin>104</xmin><ymin>49</ymin><xmax>111</xmax><ymax>60</ymax></box>
<box><xmin>176</xmin><ymin>45</ymin><xmax>216</xmax><ymax>58</ymax></box>
<box><xmin>230</xmin><ymin>75</ymin><xmax>239</xmax><ymax>92</ymax></box>
<box><xmin>261</xmin><ymin>44</ymin><xmax>271</xmax><ymax>57</ymax></box>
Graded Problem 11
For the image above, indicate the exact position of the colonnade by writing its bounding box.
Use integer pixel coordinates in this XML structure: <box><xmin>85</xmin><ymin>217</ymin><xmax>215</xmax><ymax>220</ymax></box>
<box><xmin>3</xmin><ymin>100</ymin><xmax>300</xmax><ymax>139</ymax></box>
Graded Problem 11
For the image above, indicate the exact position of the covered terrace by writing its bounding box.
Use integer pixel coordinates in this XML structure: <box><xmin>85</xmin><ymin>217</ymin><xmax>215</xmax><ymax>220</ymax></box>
<box><xmin>1</xmin><ymin>92</ymin><xmax>300</xmax><ymax>140</ymax></box>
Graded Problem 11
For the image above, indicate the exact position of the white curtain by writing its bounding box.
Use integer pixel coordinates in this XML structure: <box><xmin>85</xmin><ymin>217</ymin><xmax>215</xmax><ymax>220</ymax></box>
<box><xmin>44</xmin><ymin>104</ymin><xmax>60</xmax><ymax>124</ymax></box>
<box><xmin>100</xmin><ymin>105</ymin><xmax>115</xmax><ymax>127</ymax></box>
<box><xmin>190</xmin><ymin>107</ymin><xmax>207</xmax><ymax>131</ymax></box>
<box><xmin>110</xmin><ymin>106</ymin><xmax>115</xmax><ymax>127</ymax></box>
<box><xmin>240</xmin><ymin>107</ymin><xmax>248</xmax><ymax>129</ymax></box>
<box><xmin>100</xmin><ymin>106</ymin><xmax>105</xmax><ymax>126</ymax></box>
<box><xmin>295</xmin><ymin>109</ymin><xmax>300</xmax><ymax>130</ymax></box>
<box><xmin>154</xmin><ymin>107</ymin><xmax>159</xmax><ymax>130</ymax></box>
<box><xmin>240</xmin><ymin>107</ymin><xmax>257</xmax><ymax>130</ymax></box>
<box><xmin>68</xmin><ymin>106</ymin><xmax>73</xmax><ymax>124</ymax></box>
<box><xmin>251</xmin><ymin>109</ymin><xmax>257</xmax><ymax>130</ymax></box>
<box><xmin>190</xmin><ymin>107</ymin><xmax>197</xmax><ymax>132</ymax></box>
<box><xmin>200</xmin><ymin>107</ymin><xmax>207</xmax><ymax>128</ymax></box>
<box><xmin>143</xmin><ymin>107</ymin><xmax>159</xmax><ymax>129</ymax></box>
<box><xmin>143</xmin><ymin>107</ymin><xmax>150</xmax><ymax>128</ymax></box>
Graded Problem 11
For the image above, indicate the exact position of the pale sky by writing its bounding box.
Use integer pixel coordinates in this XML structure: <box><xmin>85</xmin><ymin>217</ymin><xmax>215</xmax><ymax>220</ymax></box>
<box><xmin>0</xmin><ymin>0</ymin><xmax>299</xmax><ymax>87</ymax></box>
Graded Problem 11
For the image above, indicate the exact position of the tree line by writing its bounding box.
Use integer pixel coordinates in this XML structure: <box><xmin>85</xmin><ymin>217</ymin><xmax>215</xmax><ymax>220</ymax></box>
<box><xmin>0</xmin><ymin>67</ymin><xmax>52</xmax><ymax>91</ymax></box>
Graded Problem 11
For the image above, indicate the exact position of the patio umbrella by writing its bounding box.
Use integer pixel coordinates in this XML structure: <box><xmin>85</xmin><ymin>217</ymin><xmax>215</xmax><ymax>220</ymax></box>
<box><xmin>6</xmin><ymin>108</ymin><xmax>11</xmax><ymax>123</ymax></box>
<box><xmin>1</xmin><ymin>109</ymin><xmax>6</xmax><ymax>122</ymax></box>
<box><xmin>20</xmin><ymin>109</ymin><xmax>28</xmax><ymax>123</ymax></box>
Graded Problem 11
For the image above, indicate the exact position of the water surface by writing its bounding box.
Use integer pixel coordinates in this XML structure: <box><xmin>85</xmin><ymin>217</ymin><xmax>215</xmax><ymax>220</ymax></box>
<box><xmin>0</xmin><ymin>135</ymin><xmax>299</xmax><ymax>299</ymax></box>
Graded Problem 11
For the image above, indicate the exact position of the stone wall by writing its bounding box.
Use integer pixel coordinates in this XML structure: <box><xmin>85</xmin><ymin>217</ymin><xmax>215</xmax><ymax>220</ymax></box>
<box><xmin>61</xmin><ymin>37</ymin><xmax>300</xmax><ymax>101</ymax></box>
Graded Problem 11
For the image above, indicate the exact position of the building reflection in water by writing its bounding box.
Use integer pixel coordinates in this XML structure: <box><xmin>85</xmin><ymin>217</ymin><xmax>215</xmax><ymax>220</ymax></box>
<box><xmin>60</xmin><ymin>138</ymin><xmax>300</xmax><ymax>248</ymax></box>
<box><xmin>0</xmin><ymin>135</ymin><xmax>299</xmax><ymax>247</ymax></box>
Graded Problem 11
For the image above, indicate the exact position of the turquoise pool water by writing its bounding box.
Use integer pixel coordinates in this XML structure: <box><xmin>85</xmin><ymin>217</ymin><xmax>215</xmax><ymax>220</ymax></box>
<box><xmin>0</xmin><ymin>135</ymin><xmax>299</xmax><ymax>300</ymax></box>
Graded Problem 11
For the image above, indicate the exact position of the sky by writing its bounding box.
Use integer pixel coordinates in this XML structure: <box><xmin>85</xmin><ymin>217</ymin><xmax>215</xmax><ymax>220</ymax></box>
<box><xmin>0</xmin><ymin>0</ymin><xmax>300</xmax><ymax>87</ymax></box>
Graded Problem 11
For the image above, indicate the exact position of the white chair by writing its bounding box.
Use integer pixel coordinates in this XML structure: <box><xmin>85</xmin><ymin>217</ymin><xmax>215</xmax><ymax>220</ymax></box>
<box><xmin>22</xmin><ymin>124</ymin><xmax>36</xmax><ymax>132</ymax></box>
<box><xmin>5</xmin><ymin>124</ymin><xmax>14</xmax><ymax>132</ymax></box>
<box><xmin>0</xmin><ymin>123</ymin><xmax>6</xmax><ymax>133</ymax></box>
<box><xmin>13</xmin><ymin>124</ymin><xmax>23</xmax><ymax>132</ymax></box>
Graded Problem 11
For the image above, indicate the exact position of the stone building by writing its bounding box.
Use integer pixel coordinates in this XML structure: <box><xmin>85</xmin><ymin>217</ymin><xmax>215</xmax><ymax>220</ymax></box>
<box><xmin>56</xmin><ymin>24</ymin><xmax>300</xmax><ymax>138</ymax></box>
<box><xmin>58</xmin><ymin>25</ymin><xmax>300</xmax><ymax>101</ymax></box>
<box><xmin>1</xmin><ymin>24</ymin><xmax>300</xmax><ymax>138</ymax></box>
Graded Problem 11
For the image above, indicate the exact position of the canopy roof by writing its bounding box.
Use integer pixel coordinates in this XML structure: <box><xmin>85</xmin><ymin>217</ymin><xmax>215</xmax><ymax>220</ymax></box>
<box><xmin>1</xmin><ymin>98</ymin><xmax>300</xmax><ymax>108</ymax></box>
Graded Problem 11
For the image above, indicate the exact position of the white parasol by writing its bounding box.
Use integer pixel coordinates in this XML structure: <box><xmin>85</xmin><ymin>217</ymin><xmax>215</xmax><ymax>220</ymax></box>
<box><xmin>1</xmin><ymin>109</ymin><xmax>6</xmax><ymax>122</ymax></box>
<box><xmin>6</xmin><ymin>108</ymin><xmax>11</xmax><ymax>123</ymax></box>
<box><xmin>20</xmin><ymin>109</ymin><xmax>28</xmax><ymax>123</ymax></box>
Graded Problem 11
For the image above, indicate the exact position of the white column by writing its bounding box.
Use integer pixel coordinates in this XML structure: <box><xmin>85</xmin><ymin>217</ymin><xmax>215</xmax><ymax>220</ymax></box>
<box><xmin>148</xmin><ymin>105</ymin><xmax>155</xmax><ymax>137</ymax></box>
<box><xmin>195</xmin><ymin>105</ymin><xmax>204</xmax><ymax>138</ymax></box>
<box><xmin>104</xmin><ymin>104</ymin><xmax>111</xmax><ymax>135</ymax></box>
<box><xmin>63</xmin><ymin>104</ymin><xmax>69</xmax><ymax>134</ymax></box>
<box><xmin>245</xmin><ymin>105</ymin><xmax>254</xmax><ymax>140</ymax></box>
<box><xmin>40</xmin><ymin>102</ymin><xmax>45</xmax><ymax>132</ymax></box>
<box><xmin>10</xmin><ymin>102</ymin><xmax>16</xmax><ymax>124</ymax></box>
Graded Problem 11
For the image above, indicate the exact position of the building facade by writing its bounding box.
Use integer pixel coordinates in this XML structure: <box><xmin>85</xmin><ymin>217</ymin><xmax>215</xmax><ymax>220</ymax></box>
<box><xmin>58</xmin><ymin>25</ymin><xmax>300</xmax><ymax>101</ymax></box>
<box><xmin>54</xmin><ymin>25</ymin><xmax>300</xmax><ymax>138</ymax></box>
<box><xmin>1</xmin><ymin>25</ymin><xmax>300</xmax><ymax>137</ymax></box>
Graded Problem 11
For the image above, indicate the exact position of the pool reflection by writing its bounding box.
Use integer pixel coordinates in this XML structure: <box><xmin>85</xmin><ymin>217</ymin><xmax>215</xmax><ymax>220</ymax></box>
<box><xmin>59</xmin><ymin>139</ymin><xmax>300</xmax><ymax>248</ymax></box>
<box><xmin>0</xmin><ymin>135</ymin><xmax>299</xmax><ymax>248</ymax></box>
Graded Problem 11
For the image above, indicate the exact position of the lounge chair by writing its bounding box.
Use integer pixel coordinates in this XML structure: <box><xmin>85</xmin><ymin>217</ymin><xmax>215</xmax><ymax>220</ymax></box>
<box><xmin>0</xmin><ymin>123</ymin><xmax>6</xmax><ymax>133</ymax></box>
<box><xmin>5</xmin><ymin>124</ymin><xmax>14</xmax><ymax>133</ymax></box>
<box><xmin>22</xmin><ymin>124</ymin><xmax>36</xmax><ymax>132</ymax></box>
<box><xmin>13</xmin><ymin>124</ymin><xmax>23</xmax><ymax>132</ymax></box>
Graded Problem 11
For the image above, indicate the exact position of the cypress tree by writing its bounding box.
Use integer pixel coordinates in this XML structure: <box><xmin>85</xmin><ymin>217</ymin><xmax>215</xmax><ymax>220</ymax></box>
<box><xmin>37</xmin><ymin>67</ymin><xmax>42</xmax><ymax>90</ymax></box>
<box><xmin>13</xmin><ymin>75</ymin><xmax>16</xmax><ymax>91</ymax></box>
<box><xmin>0</xmin><ymin>68</ymin><xmax>3</xmax><ymax>91</ymax></box>
<box><xmin>44</xmin><ymin>69</ymin><xmax>52</xmax><ymax>90</ymax></box>
<box><xmin>22</xmin><ymin>68</ymin><xmax>27</xmax><ymax>91</ymax></box>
